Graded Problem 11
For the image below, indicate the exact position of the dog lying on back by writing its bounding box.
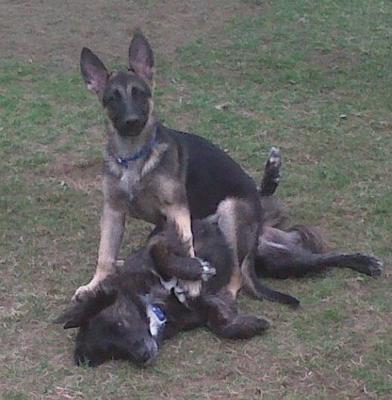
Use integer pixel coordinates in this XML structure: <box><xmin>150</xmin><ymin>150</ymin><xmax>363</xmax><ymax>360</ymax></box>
<box><xmin>56</xmin><ymin>149</ymin><xmax>383</xmax><ymax>367</ymax></box>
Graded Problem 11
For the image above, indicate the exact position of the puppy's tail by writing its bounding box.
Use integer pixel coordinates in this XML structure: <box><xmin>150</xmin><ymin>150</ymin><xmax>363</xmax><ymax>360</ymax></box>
<box><xmin>241</xmin><ymin>255</ymin><xmax>300</xmax><ymax>307</ymax></box>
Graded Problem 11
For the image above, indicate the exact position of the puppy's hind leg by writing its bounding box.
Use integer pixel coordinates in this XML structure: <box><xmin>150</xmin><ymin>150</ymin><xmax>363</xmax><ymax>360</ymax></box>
<box><xmin>216</xmin><ymin>198</ymin><xmax>299</xmax><ymax>306</ymax></box>
<box><xmin>241</xmin><ymin>252</ymin><xmax>300</xmax><ymax>306</ymax></box>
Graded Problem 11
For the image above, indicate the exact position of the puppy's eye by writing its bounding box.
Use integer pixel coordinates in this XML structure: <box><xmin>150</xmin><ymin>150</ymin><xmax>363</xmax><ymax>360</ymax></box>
<box><xmin>104</xmin><ymin>89</ymin><xmax>120</xmax><ymax>103</ymax></box>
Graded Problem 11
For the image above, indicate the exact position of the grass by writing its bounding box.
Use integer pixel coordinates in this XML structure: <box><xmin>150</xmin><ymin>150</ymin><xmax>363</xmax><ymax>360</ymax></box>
<box><xmin>1</xmin><ymin>0</ymin><xmax>391</xmax><ymax>398</ymax></box>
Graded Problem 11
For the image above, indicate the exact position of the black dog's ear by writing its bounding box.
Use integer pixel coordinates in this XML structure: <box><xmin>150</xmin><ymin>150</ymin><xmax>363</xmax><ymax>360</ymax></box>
<box><xmin>80</xmin><ymin>47</ymin><xmax>109</xmax><ymax>95</ymax></box>
<box><xmin>128</xmin><ymin>30</ymin><xmax>154</xmax><ymax>82</ymax></box>
<box><xmin>54</xmin><ymin>283</ymin><xmax>117</xmax><ymax>329</ymax></box>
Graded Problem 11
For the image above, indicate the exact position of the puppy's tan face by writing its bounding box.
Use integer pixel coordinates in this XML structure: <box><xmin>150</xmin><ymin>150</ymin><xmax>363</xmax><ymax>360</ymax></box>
<box><xmin>80</xmin><ymin>31</ymin><xmax>155</xmax><ymax>138</ymax></box>
<box><xmin>102</xmin><ymin>71</ymin><xmax>152</xmax><ymax>137</ymax></box>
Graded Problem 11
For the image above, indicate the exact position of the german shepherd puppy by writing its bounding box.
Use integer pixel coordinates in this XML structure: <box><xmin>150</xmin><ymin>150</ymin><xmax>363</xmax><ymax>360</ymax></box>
<box><xmin>57</xmin><ymin>150</ymin><xmax>383</xmax><ymax>367</ymax></box>
<box><xmin>73</xmin><ymin>31</ymin><xmax>291</xmax><ymax>305</ymax></box>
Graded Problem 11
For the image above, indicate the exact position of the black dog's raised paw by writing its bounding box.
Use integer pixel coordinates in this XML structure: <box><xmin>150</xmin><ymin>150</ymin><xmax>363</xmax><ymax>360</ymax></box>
<box><xmin>195</xmin><ymin>258</ymin><xmax>216</xmax><ymax>281</ymax></box>
<box><xmin>260</xmin><ymin>147</ymin><xmax>282</xmax><ymax>196</ymax></box>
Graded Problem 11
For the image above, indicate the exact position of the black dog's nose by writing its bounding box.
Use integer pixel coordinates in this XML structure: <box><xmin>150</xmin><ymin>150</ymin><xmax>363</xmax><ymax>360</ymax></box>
<box><xmin>139</xmin><ymin>339</ymin><xmax>158</xmax><ymax>366</ymax></box>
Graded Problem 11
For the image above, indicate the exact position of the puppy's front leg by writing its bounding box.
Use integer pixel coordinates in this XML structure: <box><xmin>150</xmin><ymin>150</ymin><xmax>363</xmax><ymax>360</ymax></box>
<box><xmin>73</xmin><ymin>203</ymin><xmax>125</xmax><ymax>301</ymax></box>
<box><xmin>166</xmin><ymin>205</ymin><xmax>202</xmax><ymax>298</ymax></box>
<box><xmin>166</xmin><ymin>205</ymin><xmax>195</xmax><ymax>256</ymax></box>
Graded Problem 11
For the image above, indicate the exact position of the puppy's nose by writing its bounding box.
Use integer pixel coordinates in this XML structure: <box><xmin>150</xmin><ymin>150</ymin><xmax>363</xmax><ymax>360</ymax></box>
<box><xmin>125</xmin><ymin>115</ymin><xmax>139</xmax><ymax>126</ymax></box>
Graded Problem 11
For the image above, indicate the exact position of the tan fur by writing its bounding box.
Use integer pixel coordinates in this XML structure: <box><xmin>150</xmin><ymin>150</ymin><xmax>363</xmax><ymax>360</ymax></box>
<box><xmin>165</xmin><ymin>205</ymin><xmax>202</xmax><ymax>297</ymax></box>
<box><xmin>227</xmin><ymin>272</ymin><xmax>242</xmax><ymax>299</ymax></box>
<box><xmin>97</xmin><ymin>204</ymin><xmax>126</xmax><ymax>269</ymax></box>
<box><xmin>215</xmin><ymin>199</ymin><xmax>242</xmax><ymax>298</ymax></box>
<box><xmin>166</xmin><ymin>205</ymin><xmax>195</xmax><ymax>256</ymax></box>
<box><xmin>141</xmin><ymin>141</ymin><xmax>168</xmax><ymax>177</ymax></box>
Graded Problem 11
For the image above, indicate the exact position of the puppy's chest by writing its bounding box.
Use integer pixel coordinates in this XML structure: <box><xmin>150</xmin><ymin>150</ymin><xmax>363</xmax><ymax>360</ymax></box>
<box><xmin>117</xmin><ymin>168</ymin><xmax>167</xmax><ymax>222</ymax></box>
<box><xmin>118</xmin><ymin>166</ymin><xmax>142</xmax><ymax>199</ymax></box>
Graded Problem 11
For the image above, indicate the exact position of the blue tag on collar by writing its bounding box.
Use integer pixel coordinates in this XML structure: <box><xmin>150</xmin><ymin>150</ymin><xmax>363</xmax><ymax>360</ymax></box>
<box><xmin>147</xmin><ymin>304</ymin><xmax>166</xmax><ymax>337</ymax></box>
<box><xmin>151</xmin><ymin>304</ymin><xmax>166</xmax><ymax>323</ymax></box>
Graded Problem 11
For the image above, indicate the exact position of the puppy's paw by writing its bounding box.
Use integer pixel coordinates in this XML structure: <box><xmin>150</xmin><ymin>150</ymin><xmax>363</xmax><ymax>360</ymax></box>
<box><xmin>195</xmin><ymin>258</ymin><xmax>216</xmax><ymax>281</ymax></box>
<box><xmin>176</xmin><ymin>280</ymin><xmax>202</xmax><ymax>300</ymax></box>
<box><xmin>72</xmin><ymin>281</ymin><xmax>98</xmax><ymax>302</ymax></box>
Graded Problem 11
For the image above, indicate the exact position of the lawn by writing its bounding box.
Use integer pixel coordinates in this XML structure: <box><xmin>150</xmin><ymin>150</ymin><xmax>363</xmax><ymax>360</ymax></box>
<box><xmin>1</xmin><ymin>1</ymin><xmax>391</xmax><ymax>399</ymax></box>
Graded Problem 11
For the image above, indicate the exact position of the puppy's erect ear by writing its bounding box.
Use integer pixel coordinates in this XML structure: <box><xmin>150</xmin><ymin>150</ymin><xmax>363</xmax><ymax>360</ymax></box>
<box><xmin>54</xmin><ymin>283</ymin><xmax>117</xmax><ymax>329</ymax></box>
<box><xmin>128</xmin><ymin>30</ymin><xmax>154</xmax><ymax>82</ymax></box>
<box><xmin>80</xmin><ymin>47</ymin><xmax>109</xmax><ymax>94</ymax></box>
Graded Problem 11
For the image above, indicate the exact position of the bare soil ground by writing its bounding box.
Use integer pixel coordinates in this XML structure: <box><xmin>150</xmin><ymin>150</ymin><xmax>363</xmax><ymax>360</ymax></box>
<box><xmin>0</xmin><ymin>0</ymin><xmax>258</xmax><ymax>69</ymax></box>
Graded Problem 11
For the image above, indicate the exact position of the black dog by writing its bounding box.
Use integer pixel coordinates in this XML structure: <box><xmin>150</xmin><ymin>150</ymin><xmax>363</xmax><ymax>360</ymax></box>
<box><xmin>57</xmin><ymin>150</ymin><xmax>383</xmax><ymax>367</ymax></box>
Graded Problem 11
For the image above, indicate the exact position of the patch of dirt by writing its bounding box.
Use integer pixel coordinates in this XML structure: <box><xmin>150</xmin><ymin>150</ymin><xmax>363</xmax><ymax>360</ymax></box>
<box><xmin>46</xmin><ymin>157</ymin><xmax>102</xmax><ymax>193</ymax></box>
<box><xmin>1</xmin><ymin>0</ymin><xmax>261</xmax><ymax>71</ymax></box>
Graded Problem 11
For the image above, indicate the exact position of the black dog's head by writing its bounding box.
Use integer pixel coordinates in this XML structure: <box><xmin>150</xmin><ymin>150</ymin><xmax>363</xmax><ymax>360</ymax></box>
<box><xmin>56</xmin><ymin>264</ymin><xmax>166</xmax><ymax>367</ymax></box>
<box><xmin>56</xmin><ymin>221</ymin><xmax>233</xmax><ymax>367</ymax></box>
<box><xmin>80</xmin><ymin>31</ymin><xmax>154</xmax><ymax>137</ymax></box>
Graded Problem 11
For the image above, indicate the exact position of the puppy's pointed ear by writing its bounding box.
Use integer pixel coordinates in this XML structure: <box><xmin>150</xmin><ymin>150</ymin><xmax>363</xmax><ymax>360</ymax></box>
<box><xmin>54</xmin><ymin>283</ymin><xmax>117</xmax><ymax>329</ymax></box>
<box><xmin>80</xmin><ymin>47</ymin><xmax>109</xmax><ymax>95</ymax></box>
<box><xmin>128</xmin><ymin>30</ymin><xmax>154</xmax><ymax>82</ymax></box>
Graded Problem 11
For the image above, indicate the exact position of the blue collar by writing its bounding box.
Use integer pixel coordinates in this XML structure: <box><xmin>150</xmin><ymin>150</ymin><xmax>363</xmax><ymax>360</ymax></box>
<box><xmin>115</xmin><ymin>136</ymin><xmax>157</xmax><ymax>168</ymax></box>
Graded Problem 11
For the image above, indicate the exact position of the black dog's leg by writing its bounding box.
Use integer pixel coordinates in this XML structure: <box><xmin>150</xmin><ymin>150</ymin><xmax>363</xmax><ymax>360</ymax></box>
<box><xmin>303</xmin><ymin>252</ymin><xmax>383</xmax><ymax>277</ymax></box>
<box><xmin>259</xmin><ymin>147</ymin><xmax>281</xmax><ymax>196</ymax></box>
<box><xmin>256</xmin><ymin>227</ymin><xmax>384</xmax><ymax>278</ymax></box>
<box><xmin>204</xmin><ymin>291</ymin><xmax>269</xmax><ymax>339</ymax></box>
<box><xmin>149</xmin><ymin>235</ymin><xmax>215</xmax><ymax>282</ymax></box>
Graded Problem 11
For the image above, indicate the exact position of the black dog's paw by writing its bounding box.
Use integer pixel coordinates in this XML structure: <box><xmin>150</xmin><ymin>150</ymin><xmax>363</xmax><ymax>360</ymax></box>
<box><xmin>260</xmin><ymin>147</ymin><xmax>282</xmax><ymax>196</ymax></box>
<box><xmin>267</xmin><ymin>146</ymin><xmax>282</xmax><ymax>168</ymax></box>
<box><xmin>266</xmin><ymin>147</ymin><xmax>281</xmax><ymax>180</ymax></box>
<box><xmin>195</xmin><ymin>258</ymin><xmax>216</xmax><ymax>281</ymax></box>
<box><xmin>255</xmin><ymin>317</ymin><xmax>270</xmax><ymax>332</ymax></box>
<box><xmin>345</xmin><ymin>253</ymin><xmax>384</xmax><ymax>277</ymax></box>
<box><xmin>361</xmin><ymin>255</ymin><xmax>384</xmax><ymax>277</ymax></box>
